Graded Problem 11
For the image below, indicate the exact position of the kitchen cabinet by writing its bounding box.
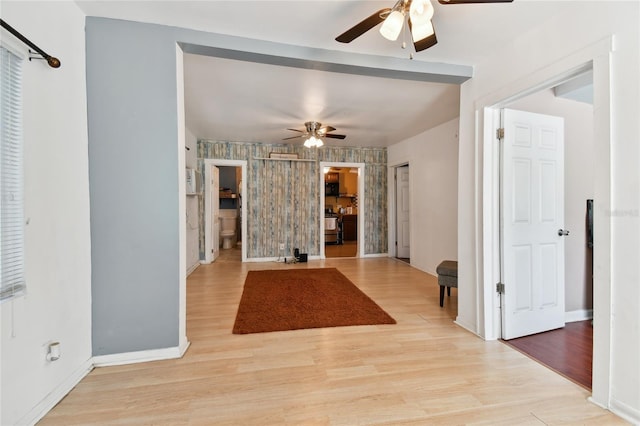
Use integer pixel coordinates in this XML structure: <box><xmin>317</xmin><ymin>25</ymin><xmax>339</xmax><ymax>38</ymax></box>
<box><xmin>342</xmin><ymin>215</ymin><xmax>357</xmax><ymax>241</ymax></box>
<box><xmin>325</xmin><ymin>172</ymin><xmax>339</xmax><ymax>183</ymax></box>
<box><xmin>339</xmin><ymin>173</ymin><xmax>358</xmax><ymax>195</ymax></box>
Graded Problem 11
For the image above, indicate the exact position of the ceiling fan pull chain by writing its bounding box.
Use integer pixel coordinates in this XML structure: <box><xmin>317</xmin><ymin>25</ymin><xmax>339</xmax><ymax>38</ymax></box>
<box><xmin>401</xmin><ymin>13</ymin><xmax>408</xmax><ymax>49</ymax></box>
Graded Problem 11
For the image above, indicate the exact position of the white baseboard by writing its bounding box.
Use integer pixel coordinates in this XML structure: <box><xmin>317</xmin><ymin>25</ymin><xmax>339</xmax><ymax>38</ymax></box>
<box><xmin>565</xmin><ymin>309</ymin><xmax>593</xmax><ymax>323</ymax></box>
<box><xmin>244</xmin><ymin>253</ymin><xmax>390</xmax><ymax>262</ymax></box>
<box><xmin>363</xmin><ymin>253</ymin><xmax>388</xmax><ymax>258</ymax></box>
<box><xmin>186</xmin><ymin>262</ymin><xmax>200</xmax><ymax>276</ymax></box>
<box><xmin>21</xmin><ymin>358</ymin><xmax>93</xmax><ymax>426</ymax></box>
<box><xmin>454</xmin><ymin>317</ymin><xmax>484</xmax><ymax>339</ymax></box>
<box><xmin>245</xmin><ymin>256</ymin><xmax>278</xmax><ymax>263</ymax></box>
<box><xmin>609</xmin><ymin>397</ymin><xmax>640</xmax><ymax>425</ymax></box>
<box><xmin>179</xmin><ymin>340</ymin><xmax>191</xmax><ymax>357</ymax></box>
<box><xmin>93</xmin><ymin>344</ymin><xmax>188</xmax><ymax>368</ymax></box>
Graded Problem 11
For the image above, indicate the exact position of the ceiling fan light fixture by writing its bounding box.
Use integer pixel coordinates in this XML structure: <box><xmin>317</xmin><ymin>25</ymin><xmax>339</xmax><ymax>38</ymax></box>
<box><xmin>411</xmin><ymin>19</ymin><xmax>435</xmax><ymax>42</ymax></box>
<box><xmin>304</xmin><ymin>135</ymin><xmax>323</xmax><ymax>148</ymax></box>
<box><xmin>379</xmin><ymin>10</ymin><xmax>404</xmax><ymax>41</ymax></box>
<box><xmin>409</xmin><ymin>0</ymin><xmax>434</xmax><ymax>25</ymax></box>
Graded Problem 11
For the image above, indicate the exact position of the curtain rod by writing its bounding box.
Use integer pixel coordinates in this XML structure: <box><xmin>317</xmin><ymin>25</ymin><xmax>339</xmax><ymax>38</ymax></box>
<box><xmin>0</xmin><ymin>19</ymin><xmax>60</xmax><ymax>68</ymax></box>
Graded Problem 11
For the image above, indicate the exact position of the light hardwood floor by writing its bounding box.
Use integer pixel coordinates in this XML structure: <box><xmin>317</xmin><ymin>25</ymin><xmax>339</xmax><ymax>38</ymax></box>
<box><xmin>40</xmin><ymin>251</ymin><xmax>626</xmax><ymax>425</ymax></box>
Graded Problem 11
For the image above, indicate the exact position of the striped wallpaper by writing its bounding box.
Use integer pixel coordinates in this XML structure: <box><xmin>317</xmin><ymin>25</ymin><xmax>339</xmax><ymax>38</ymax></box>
<box><xmin>198</xmin><ymin>140</ymin><xmax>387</xmax><ymax>259</ymax></box>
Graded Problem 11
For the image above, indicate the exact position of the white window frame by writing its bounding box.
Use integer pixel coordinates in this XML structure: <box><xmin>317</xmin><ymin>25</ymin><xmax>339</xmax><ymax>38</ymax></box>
<box><xmin>0</xmin><ymin>43</ymin><xmax>26</xmax><ymax>302</ymax></box>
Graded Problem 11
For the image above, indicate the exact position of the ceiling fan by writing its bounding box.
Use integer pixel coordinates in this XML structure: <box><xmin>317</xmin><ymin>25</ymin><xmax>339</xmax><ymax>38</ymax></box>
<box><xmin>336</xmin><ymin>0</ymin><xmax>513</xmax><ymax>54</ymax></box>
<box><xmin>283</xmin><ymin>121</ymin><xmax>346</xmax><ymax>148</ymax></box>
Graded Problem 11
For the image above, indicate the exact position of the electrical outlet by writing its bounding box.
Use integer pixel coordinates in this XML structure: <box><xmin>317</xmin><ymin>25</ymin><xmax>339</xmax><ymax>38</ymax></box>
<box><xmin>279</xmin><ymin>243</ymin><xmax>285</xmax><ymax>250</ymax></box>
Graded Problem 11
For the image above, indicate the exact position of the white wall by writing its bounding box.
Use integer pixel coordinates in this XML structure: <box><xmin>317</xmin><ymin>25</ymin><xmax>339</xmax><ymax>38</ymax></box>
<box><xmin>457</xmin><ymin>1</ymin><xmax>639</xmax><ymax>421</ymax></box>
<box><xmin>509</xmin><ymin>89</ymin><xmax>594</xmax><ymax>317</ymax></box>
<box><xmin>0</xmin><ymin>2</ymin><xmax>92</xmax><ymax>424</ymax></box>
<box><xmin>185</xmin><ymin>127</ymin><xmax>200</xmax><ymax>273</ymax></box>
<box><xmin>388</xmin><ymin>118</ymin><xmax>459</xmax><ymax>275</ymax></box>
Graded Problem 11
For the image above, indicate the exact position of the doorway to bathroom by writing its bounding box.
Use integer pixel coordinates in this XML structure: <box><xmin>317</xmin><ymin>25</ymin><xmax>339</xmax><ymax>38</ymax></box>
<box><xmin>203</xmin><ymin>159</ymin><xmax>247</xmax><ymax>263</ymax></box>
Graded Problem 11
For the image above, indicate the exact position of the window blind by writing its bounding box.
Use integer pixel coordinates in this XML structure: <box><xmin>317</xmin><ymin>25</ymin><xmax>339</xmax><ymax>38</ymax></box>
<box><xmin>0</xmin><ymin>46</ymin><xmax>25</xmax><ymax>301</ymax></box>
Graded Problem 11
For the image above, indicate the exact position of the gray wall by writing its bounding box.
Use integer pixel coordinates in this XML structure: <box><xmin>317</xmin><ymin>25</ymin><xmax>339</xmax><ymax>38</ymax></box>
<box><xmin>85</xmin><ymin>17</ymin><xmax>391</xmax><ymax>355</ymax></box>
<box><xmin>87</xmin><ymin>18</ymin><xmax>182</xmax><ymax>355</ymax></box>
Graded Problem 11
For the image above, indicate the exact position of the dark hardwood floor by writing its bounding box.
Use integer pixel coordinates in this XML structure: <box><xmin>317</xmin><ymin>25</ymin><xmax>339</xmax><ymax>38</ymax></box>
<box><xmin>325</xmin><ymin>241</ymin><xmax>357</xmax><ymax>258</ymax></box>
<box><xmin>501</xmin><ymin>320</ymin><xmax>593</xmax><ymax>390</ymax></box>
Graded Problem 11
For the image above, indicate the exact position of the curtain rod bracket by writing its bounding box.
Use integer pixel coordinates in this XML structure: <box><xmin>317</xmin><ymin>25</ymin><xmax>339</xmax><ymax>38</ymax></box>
<box><xmin>1</xmin><ymin>19</ymin><xmax>61</xmax><ymax>69</ymax></box>
<box><xmin>28</xmin><ymin>50</ymin><xmax>60</xmax><ymax>68</ymax></box>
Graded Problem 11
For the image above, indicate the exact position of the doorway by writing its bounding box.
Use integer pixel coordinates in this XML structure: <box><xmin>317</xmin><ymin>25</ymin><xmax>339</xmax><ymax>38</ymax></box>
<box><xmin>203</xmin><ymin>159</ymin><xmax>247</xmax><ymax>263</ymax></box>
<box><xmin>320</xmin><ymin>161</ymin><xmax>365</xmax><ymax>259</ymax></box>
<box><xmin>485</xmin><ymin>63</ymin><xmax>610</xmax><ymax>395</ymax></box>
<box><xmin>497</xmin><ymin>82</ymin><xmax>595</xmax><ymax>385</ymax></box>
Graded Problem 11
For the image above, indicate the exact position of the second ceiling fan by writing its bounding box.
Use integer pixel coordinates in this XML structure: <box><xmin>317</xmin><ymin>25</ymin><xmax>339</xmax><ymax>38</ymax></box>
<box><xmin>336</xmin><ymin>0</ymin><xmax>513</xmax><ymax>54</ymax></box>
<box><xmin>283</xmin><ymin>121</ymin><xmax>346</xmax><ymax>148</ymax></box>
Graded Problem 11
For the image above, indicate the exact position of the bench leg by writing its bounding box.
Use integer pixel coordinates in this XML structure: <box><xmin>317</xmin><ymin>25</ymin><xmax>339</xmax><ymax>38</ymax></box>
<box><xmin>439</xmin><ymin>286</ymin><xmax>445</xmax><ymax>307</ymax></box>
<box><xmin>447</xmin><ymin>286</ymin><xmax>451</xmax><ymax>297</ymax></box>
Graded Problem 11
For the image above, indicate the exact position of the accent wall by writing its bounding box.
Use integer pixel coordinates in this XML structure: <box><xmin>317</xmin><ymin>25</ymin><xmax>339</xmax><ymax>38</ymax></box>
<box><xmin>198</xmin><ymin>140</ymin><xmax>387</xmax><ymax>259</ymax></box>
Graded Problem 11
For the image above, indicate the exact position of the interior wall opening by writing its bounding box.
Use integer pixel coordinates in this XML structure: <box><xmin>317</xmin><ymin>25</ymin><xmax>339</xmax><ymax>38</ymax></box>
<box><xmin>320</xmin><ymin>161</ymin><xmax>365</xmax><ymax>259</ymax></box>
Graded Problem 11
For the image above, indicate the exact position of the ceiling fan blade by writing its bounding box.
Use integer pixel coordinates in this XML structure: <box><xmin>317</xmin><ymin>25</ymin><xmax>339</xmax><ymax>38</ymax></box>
<box><xmin>282</xmin><ymin>135</ymin><xmax>305</xmax><ymax>140</ymax></box>
<box><xmin>438</xmin><ymin>0</ymin><xmax>512</xmax><ymax>3</ymax></box>
<box><xmin>335</xmin><ymin>8</ymin><xmax>391</xmax><ymax>43</ymax></box>
<box><xmin>318</xmin><ymin>126</ymin><xmax>337</xmax><ymax>134</ymax></box>
<box><xmin>286</xmin><ymin>128</ymin><xmax>304</xmax><ymax>133</ymax></box>
<box><xmin>324</xmin><ymin>134</ymin><xmax>346</xmax><ymax>140</ymax></box>
<box><xmin>414</xmin><ymin>32</ymin><xmax>438</xmax><ymax>52</ymax></box>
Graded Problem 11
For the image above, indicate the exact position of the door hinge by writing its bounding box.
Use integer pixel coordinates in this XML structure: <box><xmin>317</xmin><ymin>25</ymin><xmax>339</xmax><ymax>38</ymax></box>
<box><xmin>496</xmin><ymin>128</ymin><xmax>505</xmax><ymax>140</ymax></box>
<box><xmin>496</xmin><ymin>282</ymin><xmax>505</xmax><ymax>294</ymax></box>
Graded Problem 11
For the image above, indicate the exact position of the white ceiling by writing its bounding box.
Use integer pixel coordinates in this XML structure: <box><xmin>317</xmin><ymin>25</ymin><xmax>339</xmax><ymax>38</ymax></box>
<box><xmin>75</xmin><ymin>0</ymin><xmax>577</xmax><ymax>148</ymax></box>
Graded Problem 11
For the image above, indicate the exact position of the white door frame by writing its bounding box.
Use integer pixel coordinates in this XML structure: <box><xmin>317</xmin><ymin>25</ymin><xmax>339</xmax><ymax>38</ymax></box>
<box><xmin>203</xmin><ymin>159</ymin><xmax>247</xmax><ymax>263</ymax></box>
<box><xmin>319</xmin><ymin>162</ymin><xmax>365</xmax><ymax>258</ymax></box>
<box><xmin>480</xmin><ymin>38</ymin><xmax>612</xmax><ymax>406</ymax></box>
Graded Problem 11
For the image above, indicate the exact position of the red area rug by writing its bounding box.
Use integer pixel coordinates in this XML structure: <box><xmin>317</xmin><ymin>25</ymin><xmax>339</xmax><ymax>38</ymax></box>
<box><xmin>232</xmin><ymin>268</ymin><xmax>396</xmax><ymax>334</ymax></box>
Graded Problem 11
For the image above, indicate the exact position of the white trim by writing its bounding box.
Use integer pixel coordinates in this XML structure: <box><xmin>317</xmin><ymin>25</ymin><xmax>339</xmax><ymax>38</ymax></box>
<box><xmin>387</xmin><ymin>161</ymin><xmax>411</xmax><ymax>258</ymax></box>
<box><xmin>608</xmin><ymin>398</ymin><xmax>640</xmax><ymax>425</ymax></box>
<box><xmin>565</xmin><ymin>309</ymin><xmax>593</xmax><ymax>323</ymax></box>
<box><xmin>93</xmin><ymin>343</ymin><xmax>190</xmax><ymax>368</ymax></box>
<box><xmin>175</xmin><ymin>44</ymin><xmax>189</xmax><ymax>360</ymax></box>
<box><xmin>454</xmin><ymin>318</ymin><xmax>485</xmax><ymax>340</ymax></box>
<box><xmin>19</xmin><ymin>359</ymin><xmax>93</xmax><ymax>426</ymax></box>
<box><xmin>363</xmin><ymin>253</ymin><xmax>388</xmax><ymax>258</ymax></box>
<box><xmin>244</xmin><ymin>255</ymin><xmax>322</xmax><ymax>263</ymax></box>
<box><xmin>186</xmin><ymin>262</ymin><xmax>199</xmax><ymax>276</ymax></box>
<box><xmin>203</xmin><ymin>159</ymin><xmax>248</xmax><ymax>263</ymax></box>
<box><xmin>0</xmin><ymin>30</ymin><xmax>28</xmax><ymax>60</ymax></box>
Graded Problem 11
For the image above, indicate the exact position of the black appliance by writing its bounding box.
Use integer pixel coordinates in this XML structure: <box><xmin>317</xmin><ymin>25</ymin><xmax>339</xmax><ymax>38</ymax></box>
<box><xmin>325</xmin><ymin>182</ymin><xmax>339</xmax><ymax>196</ymax></box>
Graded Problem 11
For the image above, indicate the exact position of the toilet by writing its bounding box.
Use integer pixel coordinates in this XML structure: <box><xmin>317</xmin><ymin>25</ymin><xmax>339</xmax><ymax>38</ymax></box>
<box><xmin>219</xmin><ymin>209</ymin><xmax>237</xmax><ymax>249</ymax></box>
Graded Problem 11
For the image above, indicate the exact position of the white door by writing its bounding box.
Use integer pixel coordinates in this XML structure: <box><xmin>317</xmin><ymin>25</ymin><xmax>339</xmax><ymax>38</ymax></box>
<box><xmin>211</xmin><ymin>166</ymin><xmax>220</xmax><ymax>262</ymax></box>
<box><xmin>204</xmin><ymin>165</ymin><xmax>220</xmax><ymax>263</ymax></box>
<box><xmin>501</xmin><ymin>108</ymin><xmax>566</xmax><ymax>339</ymax></box>
<box><xmin>396</xmin><ymin>166</ymin><xmax>410</xmax><ymax>258</ymax></box>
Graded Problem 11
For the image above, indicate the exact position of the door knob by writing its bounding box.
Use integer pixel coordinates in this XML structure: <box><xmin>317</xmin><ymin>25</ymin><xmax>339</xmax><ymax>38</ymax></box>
<box><xmin>558</xmin><ymin>229</ymin><xmax>570</xmax><ymax>236</ymax></box>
